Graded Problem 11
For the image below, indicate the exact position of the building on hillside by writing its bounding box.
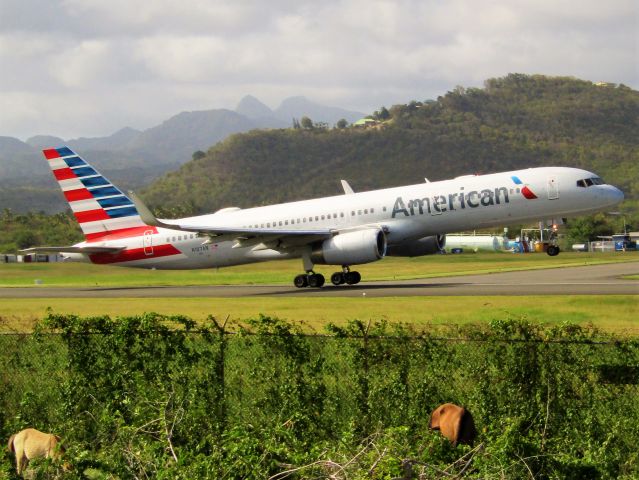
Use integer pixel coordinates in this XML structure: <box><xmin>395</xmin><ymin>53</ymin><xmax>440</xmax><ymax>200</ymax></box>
<box><xmin>352</xmin><ymin>118</ymin><xmax>379</xmax><ymax>128</ymax></box>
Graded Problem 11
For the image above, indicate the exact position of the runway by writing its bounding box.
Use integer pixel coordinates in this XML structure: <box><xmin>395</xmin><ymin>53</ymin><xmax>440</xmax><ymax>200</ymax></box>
<box><xmin>1</xmin><ymin>261</ymin><xmax>637</xmax><ymax>298</ymax></box>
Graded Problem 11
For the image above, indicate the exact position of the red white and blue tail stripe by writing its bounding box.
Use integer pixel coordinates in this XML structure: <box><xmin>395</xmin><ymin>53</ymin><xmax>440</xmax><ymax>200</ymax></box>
<box><xmin>43</xmin><ymin>146</ymin><xmax>152</xmax><ymax>242</ymax></box>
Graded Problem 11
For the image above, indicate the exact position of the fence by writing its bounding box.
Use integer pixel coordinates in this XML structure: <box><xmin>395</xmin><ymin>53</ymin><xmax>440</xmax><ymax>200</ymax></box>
<box><xmin>1</xmin><ymin>314</ymin><xmax>638</xmax><ymax>479</ymax></box>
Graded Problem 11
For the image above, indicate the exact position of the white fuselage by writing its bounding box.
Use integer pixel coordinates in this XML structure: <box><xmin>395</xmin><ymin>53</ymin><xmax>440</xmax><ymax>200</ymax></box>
<box><xmin>68</xmin><ymin>166</ymin><xmax>624</xmax><ymax>269</ymax></box>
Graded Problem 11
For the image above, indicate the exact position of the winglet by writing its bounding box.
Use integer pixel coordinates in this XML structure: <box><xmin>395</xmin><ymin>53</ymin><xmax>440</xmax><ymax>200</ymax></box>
<box><xmin>341</xmin><ymin>180</ymin><xmax>354</xmax><ymax>195</ymax></box>
<box><xmin>127</xmin><ymin>191</ymin><xmax>164</xmax><ymax>228</ymax></box>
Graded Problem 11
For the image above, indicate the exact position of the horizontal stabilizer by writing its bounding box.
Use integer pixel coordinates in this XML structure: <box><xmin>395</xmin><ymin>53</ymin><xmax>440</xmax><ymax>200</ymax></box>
<box><xmin>20</xmin><ymin>246</ymin><xmax>126</xmax><ymax>255</ymax></box>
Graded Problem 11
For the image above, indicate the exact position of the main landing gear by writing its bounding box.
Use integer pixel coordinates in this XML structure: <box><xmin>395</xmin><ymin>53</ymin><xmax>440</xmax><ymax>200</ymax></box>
<box><xmin>294</xmin><ymin>272</ymin><xmax>325</xmax><ymax>288</ymax></box>
<box><xmin>293</xmin><ymin>266</ymin><xmax>361</xmax><ymax>288</ymax></box>
<box><xmin>330</xmin><ymin>266</ymin><xmax>361</xmax><ymax>286</ymax></box>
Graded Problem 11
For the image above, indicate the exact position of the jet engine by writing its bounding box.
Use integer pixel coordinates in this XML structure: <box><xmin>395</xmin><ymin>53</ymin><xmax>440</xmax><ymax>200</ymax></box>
<box><xmin>311</xmin><ymin>228</ymin><xmax>387</xmax><ymax>265</ymax></box>
<box><xmin>386</xmin><ymin>234</ymin><xmax>446</xmax><ymax>257</ymax></box>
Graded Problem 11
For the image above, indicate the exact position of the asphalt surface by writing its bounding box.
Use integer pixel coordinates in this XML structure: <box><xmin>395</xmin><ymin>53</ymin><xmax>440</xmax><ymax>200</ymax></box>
<box><xmin>1</xmin><ymin>261</ymin><xmax>638</xmax><ymax>298</ymax></box>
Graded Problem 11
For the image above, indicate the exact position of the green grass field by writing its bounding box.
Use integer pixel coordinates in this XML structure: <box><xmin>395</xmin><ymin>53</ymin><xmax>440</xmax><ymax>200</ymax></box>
<box><xmin>1</xmin><ymin>295</ymin><xmax>637</xmax><ymax>334</ymax></box>
<box><xmin>1</xmin><ymin>252</ymin><xmax>637</xmax><ymax>333</ymax></box>
<box><xmin>0</xmin><ymin>251</ymin><xmax>635</xmax><ymax>287</ymax></box>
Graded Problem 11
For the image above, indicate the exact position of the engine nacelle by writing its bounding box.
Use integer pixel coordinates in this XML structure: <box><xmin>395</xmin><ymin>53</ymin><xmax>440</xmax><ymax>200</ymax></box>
<box><xmin>311</xmin><ymin>228</ymin><xmax>387</xmax><ymax>265</ymax></box>
<box><xmin>386</xmin><ymin>234</ymin><xmax>446</xmax><ymax>257</ymax></box>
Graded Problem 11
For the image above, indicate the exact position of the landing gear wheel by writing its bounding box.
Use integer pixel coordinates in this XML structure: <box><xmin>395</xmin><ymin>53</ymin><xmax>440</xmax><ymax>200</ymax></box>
<box><xmin>344</xmin><ymin>271</ymin><xmax>361</xmax><ymax>285</ymax></box>
<box><xmin>331</xmin><ymin>272</ymin><xmax>345</xmax><ymax>285</ymax></box>
<box><xmin>546</xmin><ymin>245</ymin><xmax>560</xmax><ymax>256</ymax></box>
<box><xmin>294</xmin><ymin>274</ymin><xmax>309</xmax><ymax>288</ymax></box>
<box><xmin>308</xmin><ymin>273</ymin><xmax>325</xmax><ymax>288</ymax></box>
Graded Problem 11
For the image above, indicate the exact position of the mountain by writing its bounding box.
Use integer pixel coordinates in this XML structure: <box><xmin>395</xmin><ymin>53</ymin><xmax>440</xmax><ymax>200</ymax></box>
<box><xmin>142</xmin><ymin>75</ymin><xmax>638</xmax><ymax>225</ymax></box>
<box><xmin>26</xmin><ymin>135</ymin><xmax>66</xmax><ymax>149</ymax></box>
<box><xmin>0</xmin><ymin>136</ymin><xmax>34</xmax><ymax>156</ymax></box>
<box><xmin>236</xmin><ymin>95</ymin><xmax>275</xmax><ymax>119</ymax></box>
<box><xmin>274</xmin><ymin>96</ymin><xmax>364</xmax><ymax>125</ymax></box>
<box><xmin>3</xmin><ymin>96</ymin><xmax>359</xmax><ymax>212</ymax></box>
<box><xmin>68</xmin><ymin>127</ymin><xmax>141</xmax><ymax>151</ymax></box>
<box><xmin>235</xmin><ymin>94</ymin><xmax>365</xmax><ymax>126</ymax></box>
<box><xmin>126</xmin><ymin>109</ymin><xmax>259</xmax><ymax>162</ymax></box>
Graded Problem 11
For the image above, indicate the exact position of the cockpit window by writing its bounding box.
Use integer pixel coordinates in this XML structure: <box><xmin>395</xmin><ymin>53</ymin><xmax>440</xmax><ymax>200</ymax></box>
<box><xmin>577</xmin><ymin>177</ymin><xmax>605</xmax><ymax>188</ymax></box>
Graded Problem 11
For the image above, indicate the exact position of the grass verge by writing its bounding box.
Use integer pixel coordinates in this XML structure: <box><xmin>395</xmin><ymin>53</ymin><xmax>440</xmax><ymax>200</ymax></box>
<box><xmin>1</xmin><ymin>295</ymin><xmax>637</xmax><ymax>334</ymax></box>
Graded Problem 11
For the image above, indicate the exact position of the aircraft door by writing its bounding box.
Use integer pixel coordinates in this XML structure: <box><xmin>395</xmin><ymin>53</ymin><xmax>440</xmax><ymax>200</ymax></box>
<box><xmin>143</xmin><ymin>230</ymin><xmax>154</xmax><ymax>255</ymax></box>
<box><xmin>547</xmin><ymin>176</ymin><xmax>559</xmax><ymax>200</ymax></box>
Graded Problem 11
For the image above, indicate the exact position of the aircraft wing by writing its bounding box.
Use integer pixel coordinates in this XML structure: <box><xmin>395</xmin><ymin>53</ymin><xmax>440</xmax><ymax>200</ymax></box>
<box><xmin>128</xmin><ymin>191</ymin><xmax>334</xmax><ymax>248</ymax></box>
<box><xmin>20</xmin><ymin>246</ymin><xmax>126</xmax><ymax>254</ymax></box>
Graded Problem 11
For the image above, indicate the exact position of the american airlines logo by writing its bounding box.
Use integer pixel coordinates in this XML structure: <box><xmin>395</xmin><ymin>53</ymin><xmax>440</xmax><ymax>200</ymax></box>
<box><xmin>510</xmin><ymin>175</ymin><xmax>538</xmax><ymax>199</ymax></box>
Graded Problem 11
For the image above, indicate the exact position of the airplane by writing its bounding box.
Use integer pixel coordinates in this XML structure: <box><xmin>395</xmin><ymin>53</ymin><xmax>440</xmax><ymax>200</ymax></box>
<box><xmin>22</xmin><ymin>146</ymin><xmax>624</xmax><ymax>288</ymax></box>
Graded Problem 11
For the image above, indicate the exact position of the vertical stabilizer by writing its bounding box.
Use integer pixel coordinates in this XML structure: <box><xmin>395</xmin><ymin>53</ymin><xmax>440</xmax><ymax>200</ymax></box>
<box><xmin>43</xmin><ymin>147</ymin><xmax>150</xmax><ymax>242</ymax></box>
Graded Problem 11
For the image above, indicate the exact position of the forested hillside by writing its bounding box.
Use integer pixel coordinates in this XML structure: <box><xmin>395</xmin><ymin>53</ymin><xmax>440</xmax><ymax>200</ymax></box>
<box><xmin>1</xmin><ymin>75</ymin><xmax>637</xmax><ymax>251</ymax></box>
<box><xmin>0</xmin><ymin>96</ymin><xmax>363</xmax><ymax>213</ymax></box>
<box><xmin>143</xmin><ymin>75</ymin><xmax>638</xmax><ymax>224</ymax></box>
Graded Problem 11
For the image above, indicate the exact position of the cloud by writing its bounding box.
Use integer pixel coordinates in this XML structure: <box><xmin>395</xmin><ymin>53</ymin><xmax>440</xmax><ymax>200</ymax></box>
<box><xmin>0</xmin><ymin>0</ymin><xmax>636</xmax><ymax>138</ymax></box>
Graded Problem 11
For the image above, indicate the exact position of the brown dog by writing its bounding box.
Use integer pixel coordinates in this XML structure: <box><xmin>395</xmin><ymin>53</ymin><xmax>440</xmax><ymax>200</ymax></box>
<box><xmin>429</xmin><ymin>403</ymin><xmax>477</xmax><ymax>446</ymax></box>
<box><xmin>7</xmin><ymin>428</ymin><xmax>65</xmax><ymax>475</ymax></box>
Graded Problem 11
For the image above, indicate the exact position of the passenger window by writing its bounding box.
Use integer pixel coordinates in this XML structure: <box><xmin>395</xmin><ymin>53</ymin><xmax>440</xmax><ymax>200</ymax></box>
<box><xmin>315</xmin><ymin>216</ymin><xmax>319</xmax><ymax>221</ymax></box>
<box><xmin>382</xmin><ymin>206</ymin><xmax>387</xmax><ymax>212</ymax></box>
<box><xmin>351</xmin><ymin>211</ymin><xmax>355</xmax><ymax>216</ymax></box>
<box><xmin>279</xmin><ymin>221</ymin><xmax>282</xmax><ymax>226</ymax></box>
<box><xmin>321</xmin><ymin>215</ymin><xmax>325</xmax><ymax>220</ymax></box>
<box><xmin>340</xmin><ymin>212</ymin><xmax>344</xmax><ymax>217</ymax></box>
<box><xmin>364</xmin><ymin>209</ymin><xmax>368</xmax><ymax>214</ymax></box>
<box><xmin>371</xmin><ymin>208</ymin><xmax>375</xmax><ymax>213</ymax></box>
<box><xmin>358</xmin><ymin>210</ymin><xmax>362</xmax><ymax>215</ymax></box>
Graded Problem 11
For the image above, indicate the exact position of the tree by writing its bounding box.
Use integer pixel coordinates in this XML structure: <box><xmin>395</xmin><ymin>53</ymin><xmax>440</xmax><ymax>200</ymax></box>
<box><xmin>336</xmin><ymin>119</ymin><xmax>348</xmax><ymax>129</ymax></box>
<box><xmin>377</xmin><ymin>106</ymin><xmax>390</xmax><ymax>120</ymax></box>
<box><xmin>15</xmin><ymin>230</ymin><xmax>38</xmax><ymax>249</ymax></box>
<box><xmin>300</xmin><ymin>116</ymin><xmax>313</xmax><ymax>129</ymax></box>
<box><xmin>192</xmin><ymin>150</ymin><xmax>206</xmax><ymax>161</ymax></box>
<box><xmin>565</xmin><ymin>213</ymin><xmax>613</xmax><ymax>245</ymax></box>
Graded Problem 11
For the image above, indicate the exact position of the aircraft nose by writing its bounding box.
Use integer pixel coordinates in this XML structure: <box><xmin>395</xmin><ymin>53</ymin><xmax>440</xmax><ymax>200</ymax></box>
<box><xmin>604</xmin><ymin>185</ymin><xmax>624</xmax><ymax>205</ymax></box>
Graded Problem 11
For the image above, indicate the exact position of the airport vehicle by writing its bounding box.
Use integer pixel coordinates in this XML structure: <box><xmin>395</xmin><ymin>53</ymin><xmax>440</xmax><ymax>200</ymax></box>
<box><xmin>22</xmin><ymin>147</ymin><xmax>624</xmax><ymax>287</ymax></box>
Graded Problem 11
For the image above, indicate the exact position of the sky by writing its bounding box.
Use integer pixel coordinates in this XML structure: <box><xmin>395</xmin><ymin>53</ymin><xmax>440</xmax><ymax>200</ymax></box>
<box><xmin>1</xmin><ymin>0</ymin><xmax>637</xmax><ymax>140</ymax></box>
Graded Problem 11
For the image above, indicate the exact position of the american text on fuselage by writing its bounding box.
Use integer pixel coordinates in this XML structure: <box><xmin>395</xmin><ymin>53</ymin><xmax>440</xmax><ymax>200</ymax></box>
<box><xmin>392</xmin><ymin>186</ymin><xmax>510</xmax><ymax>218</ymax></box>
